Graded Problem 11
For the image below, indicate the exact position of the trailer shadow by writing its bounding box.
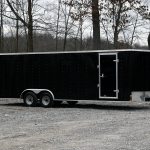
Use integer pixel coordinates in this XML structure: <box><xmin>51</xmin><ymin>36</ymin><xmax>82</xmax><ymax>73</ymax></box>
<box><xmin>53</xmin><ymin>103</ymin><xmax>150</xmax><ymax>111</ymax></box>
<box><xmin>0</xmin><ymin>102</ymin><xmax>150</xmax><ymax>111</ymax></box>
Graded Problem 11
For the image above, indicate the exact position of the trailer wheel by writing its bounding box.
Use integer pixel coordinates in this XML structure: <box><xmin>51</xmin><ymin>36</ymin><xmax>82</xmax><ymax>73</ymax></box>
<box><xmin>53</xmin><ymin>101</ymin><xmax>63</xmax><ymax>106</ymax></box>
<box><xmin>40</xmin><ymin>92</ymin><xmax>54</xmax><ymax>108</ymax></box>
<box><xmin>23</xmin><ymin>92</ymin><xmax>37</xmax><ymax>107</ymax></box>
<box><xmin>67</xmin><ymin>101</ymin><xmax>78</xmax><ymax>106</ymax></box>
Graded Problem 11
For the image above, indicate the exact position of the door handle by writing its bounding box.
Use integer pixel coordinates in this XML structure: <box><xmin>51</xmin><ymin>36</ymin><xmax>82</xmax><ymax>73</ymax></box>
<box><xmin>100</xmin><ymin>73</ymin><xmax>104</xmax><ymax>78</ymax></box>
<box><xmin>113</xmin><ymin>90</ymin><xmax>119</xmax><ymax>93</ymax></box>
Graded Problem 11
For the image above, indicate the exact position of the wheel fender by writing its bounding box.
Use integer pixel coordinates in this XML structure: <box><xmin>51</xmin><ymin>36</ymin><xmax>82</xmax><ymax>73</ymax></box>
<box><xmin>20</xmin><ymin>89</ymin><xmax>54</xmax><ymax>99</ymax></box>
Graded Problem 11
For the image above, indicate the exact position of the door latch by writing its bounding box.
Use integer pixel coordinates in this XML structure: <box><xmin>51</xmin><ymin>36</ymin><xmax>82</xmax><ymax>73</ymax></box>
<box><xmin>113</xmin><ymin>90</ymin><xmax>119</xmax><ymax>93</ymax></box>
<box><xmin>113</xmin><ymin>59</ymin><xmax>119</xmax><ymax>62</ymax></box>
<box><xmin>100</xmin><ymin>73</ymin><xmax>104</xmax><ymax>78</ymax></box>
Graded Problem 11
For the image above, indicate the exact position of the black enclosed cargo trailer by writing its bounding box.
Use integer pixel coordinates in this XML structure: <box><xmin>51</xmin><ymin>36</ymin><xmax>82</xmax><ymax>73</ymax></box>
<box><xmin>0</xmin><ymin>49</ymin><xmax>150</xmax><ymax>107</ymax></box>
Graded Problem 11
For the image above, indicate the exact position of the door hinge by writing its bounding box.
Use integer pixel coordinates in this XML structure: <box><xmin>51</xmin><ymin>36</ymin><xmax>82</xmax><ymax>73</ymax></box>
<box><xmin>97</xmin><ymin>84</ymin><xmax>100</xmax><ymax>87</ymax></box>
<box><xmin>113</xmin><ymin>59</ymin><xmax>119</xmax><ymax>62</ymax></box>
<box><xmin>97</xmin><ymin>65</ymin><xmax>99</xmax><ymax>68</ymax></box>
<box><xmin>113</xmin><ymin>90</ymin><xmax>119</xmax><ymax>93</ymax></box>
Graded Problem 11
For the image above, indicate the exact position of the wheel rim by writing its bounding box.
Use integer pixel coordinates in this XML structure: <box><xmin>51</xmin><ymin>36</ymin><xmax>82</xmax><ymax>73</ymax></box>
<box><xmin>25</xmin><ymin>95</ymin><xmax>34</xmax><ymax>105</ymax></box>
<box><xmin>42</xmin><ymin>95</ymin><xmax>50</xmax><ymax>106</ymax></box>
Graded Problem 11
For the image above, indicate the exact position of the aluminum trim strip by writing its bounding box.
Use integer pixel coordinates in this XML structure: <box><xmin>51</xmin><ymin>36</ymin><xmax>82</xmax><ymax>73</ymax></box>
<box><xmin>99</xmin><ymin>53</ymin><xmax>118</xmax><ymax>99</ymax></box>
<box><xmin>0</xmin><ymin>49</ymin><xmax>149</xmax><ymax>55</ymax></box>
<box><xmin>20</xmin><ymin>89</ymin><xmax>55</xmax><ymax>99</ymax></box>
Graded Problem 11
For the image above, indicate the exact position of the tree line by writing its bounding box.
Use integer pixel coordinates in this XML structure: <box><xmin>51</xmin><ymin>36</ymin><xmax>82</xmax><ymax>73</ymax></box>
<box><xmin>0</xmin><ymin>0</ymin><xmax>149</xmax><ymax>53</ymax></box>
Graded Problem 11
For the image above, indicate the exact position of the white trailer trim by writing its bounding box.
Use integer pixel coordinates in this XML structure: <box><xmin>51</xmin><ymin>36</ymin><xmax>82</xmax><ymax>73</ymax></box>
<box><xmin>98</xmin><ymin>53</ymin><xmax>118</xmax><ymax>99</ymax></box>
<box><xmin>20</xmin><ymin>89</ymin><xmax>55</xmax><ymax>100</ymax></box>
<box><xmin>0</xmin><ymin>49</ymin><xmax>150</xmax><ymax>56</ymax></box>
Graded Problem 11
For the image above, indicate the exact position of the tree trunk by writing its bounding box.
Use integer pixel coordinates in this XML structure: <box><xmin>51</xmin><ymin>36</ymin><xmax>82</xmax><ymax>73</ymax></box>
<box><xmin>131</xmin><ymin>14</ymin><xmax>138</xmax><ymax>46</ymax></box>
<box><xmin>114</xmin><ymin>28</ymin><xmax>118</xmax><ymax>49</ymax></box>
<box><xmin>63</xmin><ymin>31</ymin><xmax>67</xmax><ymax>51</ymax></box>
<box><xmin>113</xmin><ymin>0</ymin><xmax>122</xmax><ymax>49</ymax></box>
<box><xmin>63</xmin><ymin>5</ymin><xmax>72</xmax><ymax>51</ymax></box>
<box><xmin>92</xmin><ymin>0</ymin><xmax>100</xmax><ymax>50</ymax></box>
<box><xmin>28</xmin><ymin>0</ymin><xmax>33</xmax><ymax>52</ymax></box>
<box><xmin>148</xmin><ymin>33</ymin><xmax>150</xmax><ymax>50</ymax></box>
<box><xmin>0</xmin><ymin>15</ymin><xmax>1</xmax><ymax>53</ymax></box>
<box><xmin>16</xmin><ymin>19</ymin><xmax>18</xmax><ymax>52</ymax></box>
<box><xmin>56</xmin><ymin>0</ymin><xmax>61</xmax><ymax>51</ymax></box>
<box><xmin>0</xmin><ymin>0</ymin><xmax>3</xmax><ymax>53</ymax></box>
<box><xmin>16</xmin><ymin>0</ymin><xmax>18</xmax><ymax>53</ymax></box>
<box><xmin>80</xmin><ymin>19</ymin><xmax>82</xmax><ymax>51</ymax></box>
<box><xmin>28</xmin><ymin>24</ymin><xmax>33</xmax><ymax>52</ymax></box>
<box><xmin>7</xmin><ymin>0</ymin><xmax>32</xmax><ymax>52</ymax></box>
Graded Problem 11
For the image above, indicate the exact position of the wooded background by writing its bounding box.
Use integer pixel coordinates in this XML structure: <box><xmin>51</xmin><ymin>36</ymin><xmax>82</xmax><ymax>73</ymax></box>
<box><xmin>0</xmin><ymin>0</ymin><xmax>149</xmax><ymax>53</ymax></box>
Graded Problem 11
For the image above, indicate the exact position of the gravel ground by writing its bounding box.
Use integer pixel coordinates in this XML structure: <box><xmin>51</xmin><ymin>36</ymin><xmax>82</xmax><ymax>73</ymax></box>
<box><xmin>0</xmin><ymin>99</ymin><xmax>150</xmax><ymax>150</ymax></box>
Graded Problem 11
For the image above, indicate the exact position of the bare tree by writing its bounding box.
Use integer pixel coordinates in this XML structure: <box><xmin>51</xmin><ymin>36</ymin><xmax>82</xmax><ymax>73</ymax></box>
<box><xmin>101</xmin><ymin>18</ymin><xmax>111</xmax><ymax>49</ymax></box>
<box><xmin>6</xmin><ymin>0</ymin><xmax>33</xmax><ymax>52</ymax></box>
<box><xmin>62</xmin><ymin>0</ymin><xmax>94</xmax><ymax>50</ymax></box>
<box><xmin>62</xmin><ymin>1</ymin><xmax>73</xmax><ymax>51</ymax></box>
<box><xmin>103</xmin><ymin>0</ymin><xmax>149</xmax><ymax>49</ymax></box>
<box><xmin>0</xmin><ymin>0</ymin><xmax>4</xmax><ymax>52</ymax></box>
<box><xmin>130</xmin><ymin>13</ymin><xmax>138</xmax><ymax>46</ymax></box>
<box><xmin>92</xmin><ymin>0</ymin><xmax>100</xmax><ymax>50</ymax></box>
<box><xmin>56</xmin><ymin>0</ymin><xmax>61</xmax><ymax>51</ymax></box>
<box><xmin>148</xmin><ymin>33</ymin><xmax>150</xmax><ymax>50</ymax></box>
<box><xmin>16</xmin><ymin>0</ymin><xmax>19</xmax><ymax>52</ymax></box>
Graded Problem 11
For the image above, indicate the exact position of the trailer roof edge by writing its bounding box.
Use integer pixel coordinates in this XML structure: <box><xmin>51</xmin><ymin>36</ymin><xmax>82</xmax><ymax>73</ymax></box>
<box><xmin>0</xmin><ymin>49</ymin><xmax>150</xmax><ymax>55</ymax></box>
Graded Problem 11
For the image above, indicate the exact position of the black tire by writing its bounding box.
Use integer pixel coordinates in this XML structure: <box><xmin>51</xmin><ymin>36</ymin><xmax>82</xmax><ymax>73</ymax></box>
<box><xmin>23</xmin><ymin>92</ymin><xmax>37</xmax><ymax>107</ymax></box>
<box><xmin>40</xmin><ymin>92</ymin><xmax>54</xmax><ymax>108</ymax></box>
<box><xmin>67</xmin><ymin>101</ymin><xmax>78</xmax><ymax>106</ymax></box>
<box><xmin>53</xmin><ymin>101</ymin><xmax>63</xmax><ymax>106</ymax></box>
